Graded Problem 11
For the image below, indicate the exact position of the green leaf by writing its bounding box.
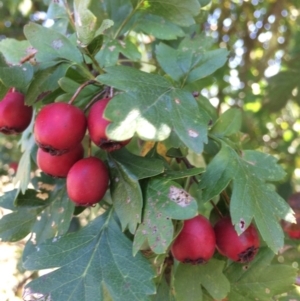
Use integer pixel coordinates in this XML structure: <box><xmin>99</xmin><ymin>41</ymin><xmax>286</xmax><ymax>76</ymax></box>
<box><xmin>110</xmin><ymin>148</ymin><xmax>164</xmax><ymax>180</ymax></box>
<box><xmin>24</xmin><ymin>211</ymin><xmax>155</xmax><ymax>301</ymax></box>
<box><xmin>225</xmin><ymin>247</ymin><xmax>297</xmax><ymax>301</ymax></box>
<box><xmin>96</xmin><ymin>38</ymin><xmax>140</xmax><ymax>67</ymax></box>
<box><xmin>0</xmin><ymin>207</ymin><xmax>43</xmax><ymax>242</ymax></box>
<box><xmin>108</xmin><ymin>155</ymin><xmax>143</xmax><ymax>234</ymax></box>
<box><xmin>0</xmin><ymin>189</ymin><xmax>18</xmax><ymax>210</ymax></box>
<box><xmin>174</xmin><ymin>259</ymin><xmax>230</xmax><ymax>301</ymax></box>
<box><xmin>133</xmin><ymin>178</ymin><xmax>198</xmax><ymax>255</ymax></box>
<box><xmin>105</xmin><ymin>0</ymin><xmax>133</xmax><ymax>33</ymax></box>
<box><xmin>211</xmin><ymin>108</ymin><xmax>242</xmax><ymax>137</ymax></box>
<box><xmin>186</xmin><ymin>49</ymin><xmax>228</xmax><ymax>83</ymax></box>
<box><xmin>98</xmin><ymin>66</ymin><xmax>209</xmax><ymax>154</ymax></box>
<box><xmin>135</xmin><ymin>14</ymin><xmax>185</xmax><ymax>40</ymax></box>
<box><xmin>95</xmin><ymin>19</ymin><xmax>115</xmax><ymax>36</ymax></box>
<box><xmin>0</xmin><ymin>63</ymin><xmax>34</xmax><ymax>91</ymax></box>
<box><xmin>198</xmin><ymin>0</ymin><xmax>211</xmax><ymax>7</ymax></box>
<box><xmin>108</xmin><ymin>149</ymin><xmax>163</xmax><ymax>233</ymax></box>
<box><xmin>14</xmin><ymin>189</ymin><xmax>48</xmax><ymax>207</ymax></box>
<box><xmin>241</xmin><ymin>150</ymin><xmax>287</xmax><ymax>182</ymax></box>
<box><xmin>199</xmin><ymin>142</ymin><xmax>295</xmax><ymax>252</ymax></box>
<box><xmin>25</xmin><ymin>63</ymin><xmax>70</xmax><ymax>105</ymax></box>
<box><xmin>0</xmin><ymin>190</ymin><xmax>43</xmax><ymax>242</ymax></box>
<box><xmin>162</xmin><ymin>167</ymin><xmax>205</xmax><ymax>180</ymax></box>
<box><xmin>265</xmin><ymin>71</ymin><xmax>299</xmax><ymax>112</ymax></box>
<box><xmin>141</xmin><ymin>0</ymin><xmax>200</xmax><ymax>27</ymax></box>
<box><xmin>151</xmin><ymin>277</ymin><xmax>175</xmax><ymax>301</ymax></box>
<box><xmin>74</xmin><ymin>0</ymin><xmax>98</xmax><ymax>46</ymax></box>
<box><xmin>22</xmin><ymin>187</ymin><xmax>75</xmax><ymax>262</ymax></box>
<box><xmin>155</xmin><ymin>43</ymin><xmax>183</xmax><ymax>82</ymax></box>
<box><xmin>24</xmin><ymin>22</ymin><xmax>83</xmax><ymax>64</ymax></box>
<box><xmin>0</xmin><ymin>38</ymin><xmax>31</xmax><ymax>64</ymax></box>
<box><xmin>156</xmin><ymin>36</ymin><xmax>228</xmax><ymax>84</ymax></box>
<box><xmin>15</xmin><ymin>132</ymin><xmax>35</xmax><ymax>194</ymax></box>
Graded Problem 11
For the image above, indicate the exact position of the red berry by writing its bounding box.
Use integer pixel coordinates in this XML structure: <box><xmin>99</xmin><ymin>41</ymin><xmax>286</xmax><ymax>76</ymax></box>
<box><xmin>171</xmin><ymin>215</ymin><xmax>216</xmax><ymax>264</ymax></box>
<box><xmin>37</xmin><ymin>143</ymin><xmax>84</xmax><ymax>178</ymax></box>
<box><xmin>87</xmin><ymin>98</ymin><xmax>130</xmax><ymax>152</ymax></box>
<box><xmin>214</xmin><ymin>217</ymin><xmax>260</xmax><ymax>263</ymax></box>
<box><xmin>34</xmin><ymin>102</ymin><xmax>87</xmax><ymax>156</ymax></box>
<box><xmin>0</xmin><ymin>90</ymin><xmax>33</xmax><ymax>134</ymax></box>
<box><xmin>66</xmin><ymin>156</ymin><xmax>109</xmax><ymax>206</ymax></box>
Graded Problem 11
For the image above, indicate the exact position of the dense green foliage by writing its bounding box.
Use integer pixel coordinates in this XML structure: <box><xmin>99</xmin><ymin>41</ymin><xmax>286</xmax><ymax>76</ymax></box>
<box><xmin>1</xmin><ymin>1</ymin><xmax>300</xmax><ymax>300</ymax></box>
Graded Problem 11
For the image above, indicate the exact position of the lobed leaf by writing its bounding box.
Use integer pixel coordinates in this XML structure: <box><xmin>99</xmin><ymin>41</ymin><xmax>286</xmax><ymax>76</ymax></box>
<box><xmin>173</xmin><ymin>259</ymin><xmax>230</xmax><ymax>301</ymax></box>
<box><xmin>98</xmin><ymin>66</ymin><xmax>209</xmax><ymax>153</ymax></box>
<box><xmin>24</xmin><ymin>211</ymin><xmax>156</xmax><ymax>301</ymax></box>
<box><xmin>225</xmin><ymin>247</ymin><xmax>297</xmax><ymax>301</ymax></box>
<box><xmin>156</xmin><ymin>36</ymin><xmax>229</xmax><ymax>85</ymax></box>
<box><xmin>199</xmin><ymin>142</ymin><xmax>294</xmax><ymax>252</ymax></box>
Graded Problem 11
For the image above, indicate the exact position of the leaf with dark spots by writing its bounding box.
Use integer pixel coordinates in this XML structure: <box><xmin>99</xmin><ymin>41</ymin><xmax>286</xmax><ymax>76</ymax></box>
<box><xmin>133</xmin><ymin>178</ymin><xmax>198</xmax><ymax>255</ymax></box>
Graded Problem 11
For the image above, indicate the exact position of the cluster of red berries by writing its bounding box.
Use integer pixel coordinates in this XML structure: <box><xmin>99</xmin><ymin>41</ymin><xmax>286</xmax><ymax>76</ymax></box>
<box><xmin>171</xmin><ymin>215</ymin><xmax>260</xmax><ymax>264</ymax></box>
<box><xmin>0</xmin><ymin>89</ymin><xmax>129</xmax><ymax>206</ymax></box>
<box><xmin>0</xmin><ymin>89</ymin><xmax>261</xmax><ymax>262</ymax></box>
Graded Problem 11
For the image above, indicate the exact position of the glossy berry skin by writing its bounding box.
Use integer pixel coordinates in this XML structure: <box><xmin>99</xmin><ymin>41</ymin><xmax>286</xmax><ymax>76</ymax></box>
<box><xmin>87</xmin><ymin>98</ymin><xmax>130</xmax><ymax>152</ymax></box>
<box><xmin>37</xmin><ymin>143</ymin><xmax>84</xmax><ymax>178</ymax></box>
<box><xmin>0</xmin><ymin>90</ymin><xmax>33</xmax><ymax>134</ymax></box>
<box><xmin>66</xmin><ymin>156</ymin><xmax>109</xmax><ymax>206</ymax></box>
<box><xmin>214</xmin><ymin>217</ymin><xmax>260</xmax><ymax>263</ymax></box>
<box><xmin>34</xmin><ymin>102</ymin><xmax>87</xmax><ymax>156</ymax></box>
<box><xmin>171</xmin><ymin>215</ymin><xmax>216</xmax><ymax>264</ymax></box>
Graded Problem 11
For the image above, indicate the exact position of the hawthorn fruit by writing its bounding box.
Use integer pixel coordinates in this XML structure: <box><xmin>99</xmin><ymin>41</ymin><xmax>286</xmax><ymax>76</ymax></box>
<box><xmin>87</xmin><ymin>98</ymin><xmax>130</xmax><ymax>152</ymax></box>
<box><xmin>66</xmin><ymin>156</ymin><xmax>109</xmax><ymax>206</ymax></box>
<box><xmin>37</xmin><ymin>143</ymin><xmax>84</xmax><ymax>178</ymax></box>
<box><xmin>214</xmin><ymin>216</ymin><xmax>260</xmax><ymax>263</ymax></box>
<box><xmin>34</xmin><ymin>102</ymin><xmax>87</xmax><ymax>156</ymax></box>
<box><xmin>171</xmin><ymin>215</ymin><xmax>216</xmax><ymax>264</ymax></box>
<box><xmin>0</xmin><ymin>89</ymin><xmax>33</xmax><ymax>134</ymax></box>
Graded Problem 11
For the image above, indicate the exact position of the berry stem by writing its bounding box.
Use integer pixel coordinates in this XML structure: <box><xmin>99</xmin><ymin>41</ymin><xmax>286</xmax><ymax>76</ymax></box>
<box><xmin>19</xmin><ymin>49</ymin><xmax>38</xmax><ymax>64</ymax></box>
<box><xmin>88</xmin><ymin>137</ymin><xmax>92</xmax><ymax>157</ymax></box>
<box><xmin>221</xmin><ymin>191</ymin><xmax>231</xmax><ymax>205</ymax></box>
<box><xmin>84</xmin><ymin>89</ymin><xmax>109</xmax><ymax>113</ymax></box>
<box><xmin>68</xmin><ymin>80</ymin><xmax>99</xmax><ymax>105</ymax></box>
<box><xmin>210</xmin><ymin>200</ymin><xmax>223</xmax><ymax>218</ymax></box>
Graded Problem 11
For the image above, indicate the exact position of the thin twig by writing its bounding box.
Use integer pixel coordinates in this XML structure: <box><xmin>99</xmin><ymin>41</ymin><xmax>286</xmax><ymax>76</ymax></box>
<box><xmin>68</xmin><ymin>80</ymin><xmax>99</xmax><ymax>105</ymax></box>
<box><xmin>210</xmin><ymin>200</ymin><xmax>223</xmax><ymax>218</ymax></box>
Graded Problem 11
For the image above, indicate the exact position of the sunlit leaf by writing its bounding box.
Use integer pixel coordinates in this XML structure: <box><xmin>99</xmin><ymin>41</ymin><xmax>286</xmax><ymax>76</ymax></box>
<box><xmin>98</xmin><ymin>66</ymin><xmax>209</xmax><ymax>153</ymax></box>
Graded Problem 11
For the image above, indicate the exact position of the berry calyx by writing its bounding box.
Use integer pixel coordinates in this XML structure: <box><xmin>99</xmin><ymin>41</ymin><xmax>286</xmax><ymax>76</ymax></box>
<box><xmin>171</xmin><ymin>215</ymin><xmax>216</xmax><ymax>264</ymax></box>
<box><xmin>66</xmin><ymin>156</ymin><xmax>109</xmax><ymax>206</ymax></box>
<box><xmin>0</xmin><ymin>89</ymin><xmax>33</xmax><ymax>134</ymax></box>
<box><xmin>37</xmin><ymin>143</ymin><xmax>84</xmax><ymax>178</ymax></box>
<box><xmin>87</xmin><ymin>98</ymin><xmax>130</xmax><ymax>152</ymax></box>
<box><xmin>34</xmin><ymin>102</ymin><xmax>87</xmax><ymax>156</ymax></box>
<box><xmin>214</xmin><ymin>216</ymin><xmax>260</xmax><ymax>263</ymax></box>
